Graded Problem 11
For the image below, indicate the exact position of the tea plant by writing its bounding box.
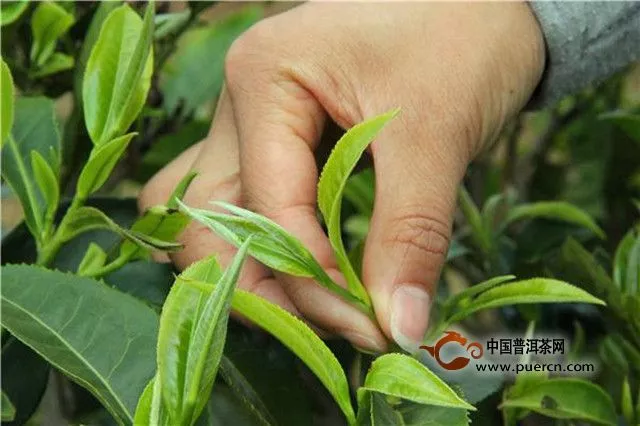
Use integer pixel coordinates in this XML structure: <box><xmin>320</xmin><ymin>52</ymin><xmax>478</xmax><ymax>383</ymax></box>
<box><xmin>1</xmin><ymin>2</ymin><xmax>639</xmax><ymax>426</ymax></box>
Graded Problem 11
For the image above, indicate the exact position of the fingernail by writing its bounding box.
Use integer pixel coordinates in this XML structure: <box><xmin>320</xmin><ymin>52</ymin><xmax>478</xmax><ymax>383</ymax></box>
<box><xmin>343</xmin><ymin>331</ymin><xmax>387</xmax><ymax>354</ymax></box>
<box><xmin>390</xmin><ymin>285</ymin><xmax>430</xmax><ymax>353</ymax></box>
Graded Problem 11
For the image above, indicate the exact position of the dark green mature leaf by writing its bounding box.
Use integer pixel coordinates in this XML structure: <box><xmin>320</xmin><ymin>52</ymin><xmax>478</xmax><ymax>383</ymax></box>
<box><xmin>614</xmin><ymin>225</ymin><xmax>640</xmax><ymax>294</ymax></box>
<box><xmin>399</xmin><ymin>401</ymin><xmax>470</xmax><ymax>426</ymax></box>
<box><xmin>343</xmin><ymin>168</ymin><xmax>375</xmax><ymax>218</ymax></box>
<box><xmin>31</xmin><ymin>52</ymin><xmax>74</xmax><ymax>78</ymax></box>
<box><xmin>1</xmin><ymin>390</ymin><xmax>16</xmax><ymax>421</ymax></box>
<box><xmin>105</xmin><ymin>261</ymin><xmax>173</xmax><ymax>308</ymax></box>
<box><xmin>2</xmin><ymin>97</ymin><xmax>60</xmax><ymax>243</ymax></box>
<box><xmin>1</xmin><ymin>337</ymin><xmax>49</xmax><ymax>426</ymax></box>
<box><xmin>505</xmin><ymin>201</ymin><xmax>605</xmax><ymax>239</ymax></box>
<box><xmin>1</xmin><ymin>265</ymin><xmax>158</xmax><ymax>425</ymax></box>
<box><xmin>29</xmin><ymin>2</ymin><xmax>74</xmax><ymax>67</ymax></box>
<box><xmin>318</xmin><ymin>109</ymin><xmax>398</xmax><ymax>304</ymax></box>
<box><xmin>157</xmin><ymin>240</ymin><xmax>251</xmax><ymax>425</ymax></box>
<box><xmin>501</xmin><ymin>378</ymin><xmax>617</xmax><ymax>425</ymax></box>
<box><xmin>83</xmin><ymin>4</ymin><xmax>153</xmax><ymax>145</ymax></box>
<box><xmin>1</xmin><ymin>59</ymin><xmax>14</xmax><ymax>146</ymax></box>
<box><xmin>600</xmin><ymin>110</ymin><xmax>640</xmax><ymax>143</ymax></box>
<box><xmin>160</xmin><ymin>7</ymin><xmax>261</xmax><ymax>116</ymax></box>
<box><xmin>0</xmin><ymin>0</ymin><xmax>28</xmax><ymax>26</ymax></box>
<box><xmin>179</xmin><ymin>201</ymin><xmax>369</xmax><ymax>311</ymax></box>
<box><xmin>359</xmin><ymin>354</ymin><xmax>474</xmax><ymax>411</ymax></box>
<box><xmin>76</xmin><ymin>133</ymin><xmax>136</xmax><ymax>199</ymax></box>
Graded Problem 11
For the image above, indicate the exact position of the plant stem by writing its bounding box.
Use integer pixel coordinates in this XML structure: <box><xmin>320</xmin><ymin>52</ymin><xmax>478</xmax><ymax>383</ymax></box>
<box><xmin>36</xmin><ymin>196</ymin><xmax>84</xmax><ymax>267</ymax></box>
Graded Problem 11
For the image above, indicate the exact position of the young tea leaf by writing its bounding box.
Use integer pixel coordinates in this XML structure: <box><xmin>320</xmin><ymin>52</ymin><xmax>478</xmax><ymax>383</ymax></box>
<box><xmin>1</xmin><ymin>391</ymin><xmax>16</xmax><ymax>422</ymax></box>
<box><xmin>179</xmin><ymin>201</ymin><xmax>370</xmax><ymax>312</ymax></box>
<box><xmin>501</xmin><ymin>378</ymin><xmax>616</xmax><ymax>425</ymax></box>
<box><xmin>359</xmin><ymin>353</ymin><xmax>475</xmax><ymax>411</ymax></box>
<box><xmin>77</xmin><ymin>242</ymin><xmax>108</xmax><ymax>276</ymax></box>
<box><xmin>1</xmin><ymin>264</ymin><xmax>158</xmax><ymax>424</ymax></box>
<box><xmin>1</xmin><ymin>59</ymin><xmax>14</xmax><ymax>147</ymax></box>
<box><xmin>317</xmin><ymin>109</ymin><xmax>398</xmax><ymax>304</ymax></box>
<box><xmin>458</xmin><ymin>186</ymin><xmax>491</xmax><ymax>254</ymax></box>
<box><xmin>29</xmin><ymin>2</ymin><xmax>74</xmax><ymax>67</ymax></box>
<box><xmin>505</xmin><ymin>201</ymin><xmax>605</xmax><ymax>239</ymax></box>
<box><xmin>31</xmin><ymin>52</ymin><xmax>74</xmax><ymax>78</ymax></box>
<box><xmin>157</xmin><ymin>240</ymin><xmax>251</xmax><ymax>425</ymax></box>
<box><xmin>76</xmin><ymin>133</ymin><xmax>136</xmax><ymax>199</ymax></box>
<box><xmin>134</xmin><ymin>377</ymin><xmax>169</xmax><ymax>426</ymax></box>
<box><xmin>30</xmin><ymin>150</ymin><xmax>59</xmax><ymax>237</ymax></box>
<box><xmin>613</xmin><ymin>225</ymin><xmax>640</xmax><ymax>294</ymax></box>
<box><xmin>0</xmin><ymin>0</ymin><xmax>28</xmax><ymax>26</ymax></box>
<box><xmin>83</xmin><ymin>4</ymin><xmax>154</xmax><ymax>145</ymax></box>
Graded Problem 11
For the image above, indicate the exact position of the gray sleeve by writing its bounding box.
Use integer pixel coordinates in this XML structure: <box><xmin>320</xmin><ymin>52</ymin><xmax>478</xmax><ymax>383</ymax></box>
<box><xmin>528</xmin><ymin>1</ymin><xmax>640</xmax><ymax>106</ymax></box>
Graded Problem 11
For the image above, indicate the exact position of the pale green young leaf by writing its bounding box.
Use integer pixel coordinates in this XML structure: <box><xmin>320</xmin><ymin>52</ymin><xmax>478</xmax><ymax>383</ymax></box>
<box><xmin>458</xmin><ymin>186</ymin><xmax>490</xmax><ymax>254</ymax></box>
<box><xmin>505</xmin><ymin>201</ymin><xmax>605</xmax><ymax>239</ymax></box>
<box><xmin>178</xmin><ymin>201</ymin><xmax>369</xmax><ymax>312</ymax></box>
<box><xmin>1</xmin><ymin>59</ymin><xmax>14</xmax><ymax>146</ymax></box>
<box><xmin>359</xmin><ymin>354</ymin><xmax>474</xmax><ymax>411</ymax></box>
<box><xmin>448</xmin><ymin>278</ymin><xmax>605</xmax><ymax>324</ymax></box>
<box><xmin>621</xmin><ymin>377</ymin><xmax>634</xmax><ymax>426</ymax></box>
<box><xmin>29</xmin><ymin>2</ymin><xmax>74</xmax><ymax>67</ymax></box>
<box><xmin>31</xmin><ymin>52</ymin><xmax>74</xmax><ymax>78</ymax></box>
<box><xmin>2</xmin><ymin>97</ymin><xmax>60</xmax><ymax>243</ymax></box>
<box><xmin>76</xmin><ymin>133</ymin><xmax>136</xmax><ymax>199</ymax></box>
<box><xmin>613</xmin><ymin>225</ymin><xmax>640</xmax><ymax>294</ymax></box>
<box><xmin>77</xmin><ymin>242</ymin><xmax>108</xmax><ymax>276</ymax></box>
<box><xmin>1</xmin><ymin>391</ymin><xmax>15</xmax><ymax>422</ymax></box>
<box><xmin>1</xmin><ymin>264</ymin><xmax>158</xmax><ymax>425</ymax></box>
<box><xmin>30</xmin><ymin>150</ymin><xmax>59</xmax><ymax>237</ymax></box>
<box><xmin>231</xmin><ymin>289</ymin><xmax>356</xmax><ymax>425</ymax></box>
<box><xmin>501</xmin><ymin>378</ymin><xmax>616</xmax><ymax>425</ymax></box>
<box><xmin>83</xmin><ymin>4</ymin><xmax>154</xmax><ymax>145</ymax></box>
<box><xmin>0</xmin><ymin>0</ymin><xmax>28</xmax><ymax>26</ymax></box>
<box><xmin>445</xmin><ymin>275</ymin><xmax>516</xmax><ymax>309</ymax></box>
<box><xmin>58</xmin><ymin>206</ymin><xmax>182</xmax><ymax>252</ymax></box>
<box><xmin>317</xmin><ymin>109</ymin><xmax>398</xmax><ymax>304</ymax></box>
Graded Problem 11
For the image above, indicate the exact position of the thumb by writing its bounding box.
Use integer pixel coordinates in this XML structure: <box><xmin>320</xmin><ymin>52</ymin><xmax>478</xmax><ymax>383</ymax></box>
<box><xmin>363</xmin><ymin>120</ymin><xmax>469</xmax><ymax>353</ymax></box>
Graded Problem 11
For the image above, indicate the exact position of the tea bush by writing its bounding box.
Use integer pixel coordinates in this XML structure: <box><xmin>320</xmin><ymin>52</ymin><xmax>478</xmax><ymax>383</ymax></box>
<box><xmin>1</xmin><ymin>2</ymin><xmax>639</xmax><ymax>425</ymax></box>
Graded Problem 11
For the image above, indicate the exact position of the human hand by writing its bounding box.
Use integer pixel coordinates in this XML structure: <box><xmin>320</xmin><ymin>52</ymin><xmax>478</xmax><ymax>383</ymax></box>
<box><xmin>139</xmin><ymin>2</ymin><xmax>545</xmax><ymax>353</ymax></box>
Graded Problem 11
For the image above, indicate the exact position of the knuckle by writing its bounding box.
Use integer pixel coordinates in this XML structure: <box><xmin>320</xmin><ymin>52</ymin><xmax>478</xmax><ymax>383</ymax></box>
<box><xmin>138</xmin><ymin>176</ymin><xmax>171</xmax><ymax>213</ymax></box>
<box><xmin>224</xmin><ymin>20</ymin><xmax>274</xmax><ymax>86</ymax></box>
<box><xmin>381</xmin><ymin>209</ymin><xmax>450</xmax><ymax>261</ymax></box>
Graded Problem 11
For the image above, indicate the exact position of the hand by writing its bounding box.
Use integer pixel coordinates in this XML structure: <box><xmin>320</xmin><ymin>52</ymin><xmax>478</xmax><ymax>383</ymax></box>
<box><xmin>139</xmin><ymin>2</ymin><xmax>545</xmax><ymax>352</ymax></box>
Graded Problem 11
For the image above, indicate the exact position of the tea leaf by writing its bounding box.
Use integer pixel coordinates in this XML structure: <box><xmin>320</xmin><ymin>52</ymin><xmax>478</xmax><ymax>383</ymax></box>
<box><xmin>30</xmin><ymin>150</ymin><xmax>59</xmax><ymax>237</ymax></box>
<box><xmin>369</xmin><ymin>393</ymin><xmax>403</xmax><ymax>425</ymax></box>
<box><xmin>359</xmin><ymin>354</ymin><xmax>475</xmax><ymax>411</ymax></box>
<box><xmin>318</xmin><ymin>109</ymin><xmax>398</xmax><ymax>304</ymax></box>
<box><xmin>505</xmin><ymin>201</ymin><xmax>605</xmax><ymax>239</ymax></box>
<box><xmin>231</xmin><ymin>289</ymin><xmax>356</xmax><ymax>425</ymax></box>
<box><xmin>448</xmin><ymin>278</ymin><xmax>605</xmax><ymax>323</ymax></box>
<box><xmin>134</xmin><ymin>377</ymin><xmax>169</xmax><ymax>426</ymax></box>
<box><xmin>31</xmin><ymin>52</ymin><xmax>74</xmax><ymax>78</ymax></box>
<box><xmin>2</xmin><ymin>97</ymin><xmax>60</xmax><ymax>243</ymax></box>
<box><xmin>399</xmin><ymin>401</ymin><xmax>470</xmax><ymax>426</ymax></box>
<box><xmin>83</xmin><ymin>4</ymin><xmax>153</xmax><ymax>145</ymax></box>
<box><xmin>343</xmin><ymin>168</ymin><xmax>375</xmax><ymax>218</ymax></box>
<box><xmin>621</xmin><ymin>378</ymin><xmax>634</xmax><ymax>426</ymax></box>
<box><xmin>501</xmin><ymin>378</ymin><xmax>616</xmax><ymax>425</ymax></box>
<box><xmin>29</xmin><ymin>2</ymin><xmax>74</xmax><ymax>67</ymax></box>
<box><xmin>613</xmin><ymin>225</ymin><xmax>640</xmax><ymax>294</ymax></box>
<box><xmin>77</xmin><ymin>242</ymin><xmax>108</xmax><ymax>276</ymax></box>
<box><xmin>600</xmin><ymin>110</ymin><xmax>640</xmax><ymax>143</ymax></box>
<box><xmin>179</xmin><ymin>201</ymin><xmax>369</xmax><ymax>311</ymax></box>
<box><xmin>1</xmin><ymin>264</ymin><xmax>158</xmax><ymax>424</ymax></box>
<box><xmin>76</xmin><ymin>133</ymin><xmax>136</xmax><ymax>199</ymax></box>
<box><xmin>0</xmin><ymin>0</ymin><xmax>28</xmax><ymax>26</ymax></box>
<box><xmin>1</xmin><ymin>59</ymin><xmax>14</xmax><ymax>147</ymax></box>
<box><xmin>1</xmin><ymin>391</ymin><xmax>15</xmax><ymax>421</ymax></box>
<box><xmin>154</xmin><ymin>10</ymin><xmax>191</xmax><ymax>40</ymax></box>
<box><xmin>458</xmin><ymin>187</ymin><xmax>490</xmax><ymax>254</ymax></box>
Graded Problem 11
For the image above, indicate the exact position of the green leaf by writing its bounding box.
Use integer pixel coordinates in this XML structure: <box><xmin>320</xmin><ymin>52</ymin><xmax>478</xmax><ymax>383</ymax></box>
<box><xmin>179</xmin><ymin>201</ymin><xmax>370</xmax><ymax>313</ymax></box>
<box><xmin>359</xmin><ymin>354</ymin><xmax>475</xmax><ymax>411</ymax></box>
<box><xmin>158</xmin><ymin>240</ymin><xmax>250</xmax><ymax>425</ymax></box>
<box><xmin>1</xmin><ymin>390</ymin><xmax>16</xmax><ymax>421</ymax></box>
<box><xmin>501</xmin><ymin>378</ymin><xmax>616</xmax><ymax>425</ymax></box>
<box><xmin>77</xmin><ymin>242</ymin><xmax>107</xmax><ymax>276</ymax></box>
<box><xmin>458</xmin><ymin>187</ymin><xmax>490</xmax><ymax>254</ymax></box>
<box><xmin>1</xmin><ymin>59</ymin><xmax>14</xmax><ymax>146</ymax></box>
<box><xmin>447</xmin><ymin>278</ymin><xmax>605</xmax><ymax>324</ymax></box>
<box><xmin>343</xmin><ymin>168</ymin><xmax>375</xmax><ymax>218</ymax></box>
<box><xmin>600</xmin><ymin>110</ymin><xmax>640</xmax><ymax>143</ymax></box>
<box><xmin>317</xmin><ymin>109</ymin><xmax>398</xmax><ymax>304</ymax></box>
<box><xmin>1</xmin><ymin>264</ymin><xmax>158</xmax><ymax>425</ymax></box>
<box><xmin>613</xmin><ymin>225</ymin><xmax>640</xmax><ymax>294</ymax></box>
<box><xmin>31</xmin><ymin>52</ymin><xmax>74</xmax><ymax>78</ymax></box>
<box><xmin>1</xmin><ymin>0</ymin><xmax>28</xmax><ymax>26</ymax></box>
<box><xmin>505</xmin><ymin>201</ymin><xmax>605</xmax><ymax>239</ymax></box>
<box><xmin>232</xmin><ymin>289</ymin><xmax>356</xmax><ymax>425</ymax></box>
<box><xmin>160</xmin><ymin>7</ymin><xmax>261</xmax><ymax>116</ymax></box>
<box><xmin>621</xmin><ymin>377</ymin><xmax>634</xmax><ymax>426</ymax></box>
<box><xmin>134</xmin><ymin>376</ymin><xmax>170</xmax><ymax>425</ymax></box>
<box><xmin>83</xmin><ymin>4</ymin><xmax>154</xmax><ymax>145</ymax></box>
<box><xmin>29</xmin><ymin>2</ymin><xmax>74</xmax><ymax>67</ymax></box>
<box><xmin>369</xmin><ymin>393</ymin><xmax>404</xmax><ymax>426</ymax></box>
<box><xmin>154</xmin><ymin>9</ymin><xmax>191</xmax><ymax>40</ymax></box>
<box><xmin>2</xmin><ymin>97</ymin><xmax>60</xmax><ymax>243</ymax></box>
<box><xmin>399</xmin><ymin>401</ymin><xmax>470</xmax><ymax>426</ymax></box>
<box><xmin>58</xmin><ymin>206</ymin><xmax>182</xmax><ymax>252</ymax></box>
<box><xmin>74</xmin><ymin>1</ymin><xmax>121</xmax><ymax>104</ymax></box>
<box><xmin>30</xmin><ymin>150</ymin><xmax>59</xmax><ymax>237</ymax></box>
<box><xmin>76</xmin><ymin>133</ymin><xmax>136</xmax><ymax>199</ymax></box>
